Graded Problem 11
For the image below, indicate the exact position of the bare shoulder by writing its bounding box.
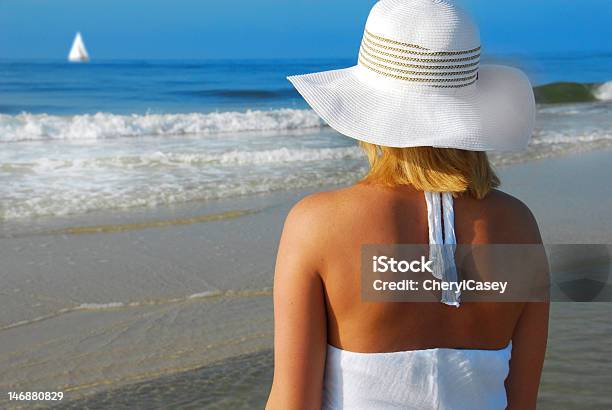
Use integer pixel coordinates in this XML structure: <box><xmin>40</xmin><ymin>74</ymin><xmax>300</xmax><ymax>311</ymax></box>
<box><xmin>485</xmin><ymin>189</ymin><xmax>536</xmax><ymax>220</ymax></box>
<box><xmin>478</xmin><ymin>189</ymin><xmax>542</xmax><ymax>244</ymax></box>
<box><xmin>277</xmin><ymin>188</ymin><xmax>358</xmax><ymax>277</ymax></box>
<box><xmin>282</xmin><ymin>189</ymin><xmax>337</xmax><ymax>240</ymax></box>
<box><xmin>287</xmin><ymin>189</ymin><xmax>340</xmax><ymax>222</ymax></box>
<box><xmin>283</xmin><ymin>185</ymin><xmax>369</xmax><ymax>238</ymax></box>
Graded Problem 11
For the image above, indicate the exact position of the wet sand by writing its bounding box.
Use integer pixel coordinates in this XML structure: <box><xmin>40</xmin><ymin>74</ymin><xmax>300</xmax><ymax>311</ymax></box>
<box><xmin>48</xmin><ymin>304</ymin><xmax>612</xmax><ymax>410</ymax></box>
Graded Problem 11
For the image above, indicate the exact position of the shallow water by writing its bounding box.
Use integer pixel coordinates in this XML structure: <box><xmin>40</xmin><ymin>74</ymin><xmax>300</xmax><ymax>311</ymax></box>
<box><xmin>39</xmin><ymin>303</ymin><xmax>612</xmax><ymax>410</ymax></box>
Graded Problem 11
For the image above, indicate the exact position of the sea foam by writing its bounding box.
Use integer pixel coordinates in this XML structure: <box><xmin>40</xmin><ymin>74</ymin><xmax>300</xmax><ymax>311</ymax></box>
<box><xmin>0</xmin><ymin>109</ymin><xmax>326</xmax><ymax>142</ymax></box>
<box><xmin>595</xmin><ymin>81</ymin><xmax>612</xmax><ymax>101</ymax></box>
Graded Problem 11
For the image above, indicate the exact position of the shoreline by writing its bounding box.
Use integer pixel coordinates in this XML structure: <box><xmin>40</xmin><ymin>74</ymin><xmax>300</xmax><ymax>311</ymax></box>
<box><xmin>1</xmin><ymin>148</ymin><xmax>611</xmax><ymax>408</ymax></box>
<box><xmin>2</xmin><ymin>143</ymin><xmax>611</xmax><ymax>241</ymax></box>
<box><xmin>0</xmin><ymin>139</ymin><xmax>612</xmax><ymax>239</ymax></box>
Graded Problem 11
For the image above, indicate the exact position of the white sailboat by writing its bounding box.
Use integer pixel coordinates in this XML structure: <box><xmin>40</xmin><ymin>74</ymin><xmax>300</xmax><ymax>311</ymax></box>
<box><xmin>68</xmin><ymin>32</ymin><xmax>90</xmax><ymax>62</ymax></box>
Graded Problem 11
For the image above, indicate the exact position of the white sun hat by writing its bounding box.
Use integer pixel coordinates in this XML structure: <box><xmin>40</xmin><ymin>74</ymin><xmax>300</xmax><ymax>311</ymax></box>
<box><xmin>288</xmin><ymin>0</ymin><xmax>535</xmax><ymax>151</ymax></box>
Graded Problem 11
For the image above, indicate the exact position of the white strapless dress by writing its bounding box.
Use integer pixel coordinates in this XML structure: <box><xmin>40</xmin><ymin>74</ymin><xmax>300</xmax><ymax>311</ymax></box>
<box><xmin>322</xmin><ymin>192</ymin><xmax>513</xmax><ymax>409</ymax></box>
<box><xmin>322</xmin><ymin>343</ymin><xmax>512</xmax><ymax>410</ymax></box>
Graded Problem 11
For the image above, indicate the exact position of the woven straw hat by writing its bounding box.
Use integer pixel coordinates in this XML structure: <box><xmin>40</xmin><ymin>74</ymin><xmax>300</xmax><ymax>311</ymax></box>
<box><xmin>288</xmin><ymin>0</ymin><xmax>535</xmax><ymax>151</ymax></box>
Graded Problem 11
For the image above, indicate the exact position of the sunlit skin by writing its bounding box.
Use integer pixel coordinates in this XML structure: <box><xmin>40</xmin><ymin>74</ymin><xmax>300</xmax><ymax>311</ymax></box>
<box><xmin>266</xmin><ymin>183</ymin><xmax>548</xmax><ymax>410</ymax></box>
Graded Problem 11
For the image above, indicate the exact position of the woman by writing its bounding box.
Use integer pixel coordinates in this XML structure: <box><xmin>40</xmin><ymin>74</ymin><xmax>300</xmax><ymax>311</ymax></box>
<box><xmin>267</xmin><ymin>1</ymin><xmax>548</xmax><ymax>409</ymax></box>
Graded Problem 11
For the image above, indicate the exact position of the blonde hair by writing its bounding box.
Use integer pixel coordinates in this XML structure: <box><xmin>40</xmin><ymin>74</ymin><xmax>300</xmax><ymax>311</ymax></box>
<box><xmin>360</xmin><ymin>142</ymin><xmax>499</xmax><ymax>199</ymax></box>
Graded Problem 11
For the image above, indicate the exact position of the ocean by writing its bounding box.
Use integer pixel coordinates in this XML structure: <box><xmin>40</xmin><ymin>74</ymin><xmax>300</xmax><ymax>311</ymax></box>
<box><xmin>1</xmin><ymin>54</ymin><xmax>611</xmax><ymax>223</ymax></box>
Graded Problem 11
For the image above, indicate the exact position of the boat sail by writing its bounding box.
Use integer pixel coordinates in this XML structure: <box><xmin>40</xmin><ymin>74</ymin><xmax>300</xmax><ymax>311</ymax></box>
<box><xmin>68</xmin><ymin>32</ymin><xmax>90</xmax><ymax>62</ymax></box>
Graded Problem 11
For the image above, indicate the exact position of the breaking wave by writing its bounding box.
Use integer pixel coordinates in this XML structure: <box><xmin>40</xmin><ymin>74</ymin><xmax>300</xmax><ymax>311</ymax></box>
<box><xmin>0</xmin><ymin>109</ymin><xmax>326</xmax><ymax>143</ymax></box>
<box><xmin>534</xmin><ymin>81</ymin><xmax>612</xmax><ymax>104</ymax></box>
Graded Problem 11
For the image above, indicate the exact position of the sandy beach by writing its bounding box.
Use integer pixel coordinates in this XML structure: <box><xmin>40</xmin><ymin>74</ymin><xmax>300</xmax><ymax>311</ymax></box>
<box><xmin>0</xmin><ymin>147</ymin><xmax>610</xmax><ymax>409</ymax></box>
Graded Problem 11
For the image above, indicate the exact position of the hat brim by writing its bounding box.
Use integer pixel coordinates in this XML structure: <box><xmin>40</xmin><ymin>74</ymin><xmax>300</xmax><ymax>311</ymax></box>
<box><xmin>288</xmin><ymin>64</ymin><xmax>535</xmax><ymax>151</ymax></box>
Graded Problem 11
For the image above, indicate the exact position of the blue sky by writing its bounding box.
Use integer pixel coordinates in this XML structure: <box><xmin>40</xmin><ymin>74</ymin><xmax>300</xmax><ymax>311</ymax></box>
<box><xmin>1</xmin><ymin>0</ymin><xmax>611</xmax><ymax>59</ymax></box>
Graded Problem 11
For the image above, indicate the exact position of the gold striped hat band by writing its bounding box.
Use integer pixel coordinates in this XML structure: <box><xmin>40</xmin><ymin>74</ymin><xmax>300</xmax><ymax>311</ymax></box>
<box><xmin>359</xmin><ymin>46</ymin><xmax>480</xmax><ymax>70</ymax></box>
<box><xmin>364</xmin><ymin>30</ymin><xmax>482</xmax><ymax>57</ymax></box>
<box><xmin>361</xmin><ymin>40</ymin><xmax>481</xmax><ymax>64</ymax></box>
<box><xmin>358</xmin><ymin>51</ymin><xmax>479</xmax><ymax>77</ymax></box>
<box><xmin>359</xmin><ymin>29</ymin><xmax>481</xmax><ymax>88</ymax></box>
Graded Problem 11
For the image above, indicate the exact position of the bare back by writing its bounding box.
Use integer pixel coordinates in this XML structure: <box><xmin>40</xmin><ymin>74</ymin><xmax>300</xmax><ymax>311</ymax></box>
<box><xmin>309</xmin><ymin>183</ymin><xmax>542</xmax><ymax>353</ymax></box>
